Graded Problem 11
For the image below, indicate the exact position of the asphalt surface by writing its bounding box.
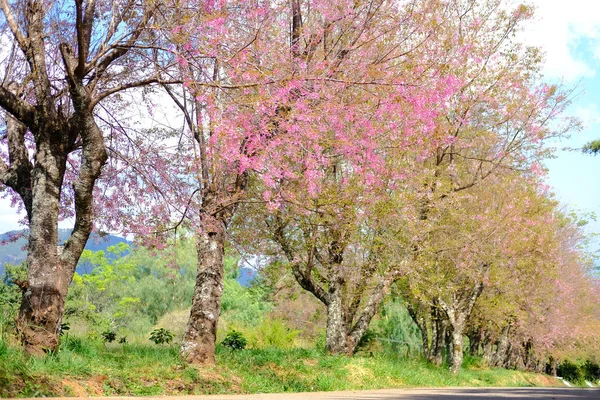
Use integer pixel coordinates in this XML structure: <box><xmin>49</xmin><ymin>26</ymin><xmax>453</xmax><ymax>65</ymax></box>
<box><xmin>15</xmin><ymin>388</ymin><xmax>600</xmax><ymax>400</ymax></box>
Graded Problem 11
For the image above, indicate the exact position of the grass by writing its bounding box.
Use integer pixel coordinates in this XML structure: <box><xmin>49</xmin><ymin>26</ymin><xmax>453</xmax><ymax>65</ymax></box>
<box><xmin>0</xmin><ymin>337</ymin><xmax>563</xmax><ymax>398</ymax></box>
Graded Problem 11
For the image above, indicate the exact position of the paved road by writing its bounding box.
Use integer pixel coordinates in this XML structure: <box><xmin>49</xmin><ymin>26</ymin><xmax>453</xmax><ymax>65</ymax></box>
<box><xmin>17</xmin><ymin>388</ymin><xmax>600</xmax><ymax>400</ymax></box>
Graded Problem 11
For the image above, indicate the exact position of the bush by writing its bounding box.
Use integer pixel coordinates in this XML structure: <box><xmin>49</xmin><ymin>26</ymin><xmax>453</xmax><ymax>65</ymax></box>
<box><xmin>248</xmin><ymin>318</ymin><xmax>299</xmax><ymax>349</ymax></box>
<box><xmin>558</xmin><ymin>360</ymin><xmax>584</xmax><ymax>384</ymax></box>
<box><xmin>222</xmin><ymin>330</ymin><xmax>247</xmax><ymax>350</ymax></box>
<box><xmin>372</xmin><ymin>299</ymin><xmax>423</xmax><ymax>357</ymax></box>
<box><xmin>583</xmin><ymin>360</ymin><xmax>600</xmax><ymax>382</ymax></box>
<box><xmin>101</xmin><ymin>330</ymin><xmax>117</xmax><ymax>343</ymax></box>
<box><xmin>149</xmin><ymin>328</ymin><xmax>174</xmax><ymax>345</ymax></box>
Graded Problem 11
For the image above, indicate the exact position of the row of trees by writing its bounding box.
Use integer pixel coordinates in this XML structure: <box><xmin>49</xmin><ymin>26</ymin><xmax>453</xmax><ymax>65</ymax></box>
<box><xmin>1</xmin><ymin>0</ymin><xmax>598</xmax><ymax>373</ymax></box>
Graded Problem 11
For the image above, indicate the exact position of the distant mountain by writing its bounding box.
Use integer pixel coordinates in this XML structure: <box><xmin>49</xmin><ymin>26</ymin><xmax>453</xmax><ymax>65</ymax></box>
<box><xmin>0</xmin><ymin>229</ymin><xmax>130</xmax><ymax>276</ymax></box>
<box><xmin>1</xmin><ymin>230</ymin><xmax>260</xmax><ymax>287</ymax></box>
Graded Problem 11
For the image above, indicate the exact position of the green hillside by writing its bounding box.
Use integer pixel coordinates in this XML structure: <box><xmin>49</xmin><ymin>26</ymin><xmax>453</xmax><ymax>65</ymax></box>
<box><xmin>0</xmin><ymin>229</ymin><xmax>129</xmax><ymax>274</ymax></box>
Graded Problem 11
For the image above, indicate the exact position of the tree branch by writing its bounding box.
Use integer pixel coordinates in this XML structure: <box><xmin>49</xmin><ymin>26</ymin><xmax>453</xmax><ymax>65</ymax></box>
<box><xmin>92</xmin><ymin>78</ymin><xmax>182</xmax><ymax>107</ymax></box>
<box><xmin>0</xmin><ymin>85</ymin><xmax>35</xmax><ymax>126</ymax></box>
<box><xmin>271</xmin><ymin>215</ymin><xmax>330</xmax><ymax>305</ymax></box>
<box><xmin>75</xmin><ymin>0</ymin><xmax>96</xmax><ymax>77</ymax></box>
<box><xmin>88</xmin><ymin>4</ymin><xmax>155</xmax><ymax>82</ymax></box>
<box><xmin>290</xmin><ymin>261</ymin><xmax>330</xmax><ymax>306</ymax></box>
<box><xmin>0</xmin><ymin>0</ymin><xmax>29</xmax><ymax>52</ymax></box>
<box><xmin>348</xmin><ymin>269</ymin><xmax>399</xmax><ymax>347</ymax></box>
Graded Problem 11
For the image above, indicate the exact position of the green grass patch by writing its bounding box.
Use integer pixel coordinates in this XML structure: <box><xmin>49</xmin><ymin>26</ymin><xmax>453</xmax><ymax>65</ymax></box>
<box><xmin>0</xmin><ymin>338</ymin><xmax>563</xmax><ymax>398</ymax></box>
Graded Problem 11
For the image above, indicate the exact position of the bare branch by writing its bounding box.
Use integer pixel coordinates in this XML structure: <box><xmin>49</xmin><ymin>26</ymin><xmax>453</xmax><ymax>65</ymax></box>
<box><xmin>88</xmin><ymin>4</ymin><xmax>155</xmax><ymax>83</ymax></box>
<box><xmin>75</xmin><ymin>0</ymin><xmax>97</xmax><ymax>77</ymax></box>
<box><xmin>0</xmin><ymin>0</ymin><xmax>29</xmax><ymax>52</ymax></box>
<box><xmin>0</xmin><ymin>85</ymin><xmax>35</xmax><ymax>126</ymax></box>
<box><xmin>92</xmin><ymin>77</ymin><xmax>182</xmax><ymax>107</ymax></box>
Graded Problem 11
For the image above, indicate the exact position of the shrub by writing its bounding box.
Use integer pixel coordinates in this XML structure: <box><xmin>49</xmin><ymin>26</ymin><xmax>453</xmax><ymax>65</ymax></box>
<box><xmin>558</xmin><ymin>360</ymin><xmax>583</xmax><ymax>384</ymax></box>
<box><xmin>372</xmin><ymin>299</ymin><xmax>423</xmax><ymax>357</ymax></box>
<box><xmin>248</xmin><ymin>318</ymin><xmax>299</xmax><ymax>349</ymax></box>
<box><xmin>222</xmin><ymin>330</ymin><xmax>247</xmax><ymax>350</ymax></box>
<box><xmin>583</xmin><ymin>360</ymin><xmax>600</xmax><ymax>382</ymax></box>
<box><xmin>101</xmin><ymin>330</ymin><xmax>117</xmax><ymax>343</ymax></box>
<box><xmin>149</xmin><ymin>328</ymin><xmax>174</xmax><ymax>345</ymax></box>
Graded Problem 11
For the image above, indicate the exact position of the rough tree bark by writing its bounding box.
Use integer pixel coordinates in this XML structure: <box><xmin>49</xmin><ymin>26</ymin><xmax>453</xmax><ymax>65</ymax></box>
<box><xmin>323</xmin><ymin>269</ymin><xmax>397</xmax><ymax>355</ymax></box>
<box><xmin>467</xmin><ymin>328</ymin><xmax>484</xmax><ymax>357</ymax></box>
<box><xmin>160</xmin><ymin>51</ymin><xmax>249</xmax><ymax>363</ymax></box>
<box><xmin>430</xmin><ymin>304</ymin><xmax>448</xmax><ymax>366</ymax></box>
<box><xmin>181</xmin><ymin>214</ymin><xmax>226</xmax><ymax>364</ymax></box>
<box><xmin>16</xmin><ymin>113</ymin><xmax>106</xmax><ymax>355</ymax></box>
<box><xmin>482</xmin><ymin>332</ymin><xmax>494</xmax><ymax>365</ymax></box>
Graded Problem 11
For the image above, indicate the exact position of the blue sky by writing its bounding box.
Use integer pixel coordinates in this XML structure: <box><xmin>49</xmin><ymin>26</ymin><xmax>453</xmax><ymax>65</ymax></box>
<box><xmin>522</xmin><ymin>0</ymin><xmax>600</xmax><ymax>253</ymax></box>
<box><xmin>1</xmin><ymin>1</ymin><xmax>600</xmax><ymax>253</ymax></box>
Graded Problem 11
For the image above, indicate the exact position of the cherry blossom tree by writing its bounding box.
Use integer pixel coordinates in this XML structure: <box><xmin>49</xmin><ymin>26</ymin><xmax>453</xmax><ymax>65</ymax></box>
<box><xmin>0</xmin><ymin>0</ymin><xmax>175</xmax><ymax>355</ymax></box>
<box><xmin>78</xmin><ymin>0</ymin><xmax>581</xmax><ymax>367</ymax></box>
<box><xmin>389</xmin><ymin>0</ymin><xmax>578</xmax><ymax>373</ymax></box>
<box><xmin>105</xmin><ymin>0</ymin><xmax>467</xmax><ymax>361</ymax></box>
<box><xmin>224</xmin><ymin>0</ymin><xmax>471</xmax><ymax>355</ymax></box>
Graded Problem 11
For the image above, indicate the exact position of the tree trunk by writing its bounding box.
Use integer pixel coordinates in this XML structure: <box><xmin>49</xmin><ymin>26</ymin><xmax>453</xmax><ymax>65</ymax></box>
<box><xmin>548</xmin><ymin>357</ymin><xmax>558</xmax><ymax>376</ymax></box>
<box><xmin>14</xmin><ymin>116</ymin><xmax>106</xmax><ymax>356</ymax></box>
<box><xmin>492</xmin><ymin>324</ymin><xmax>511</xmax><ymax>367</ymax></box>
<box><xmin>325</xmin><ymin>283</ymin><xmax>348</xmax><ymax>354</ymax></box>
<box><xmin>482</xmin><ymin>334</ymin><xmax>494</xmax><ymax>365</ymax></box>
<box><xmin>507</xmin><ymin>344</ymin><xmax>523</xmax><ymax>370</ymax></box>
<box><xmin>181</xmin><ymin>218</ymin><xmax>226</xmax><ymax>365</ymax></box>
<box><xmin>468</xmin><ymin>329</ymin><xmax>483</xmax><ymax>356</ymax></box>
<box><xmin>440</xmin><ymin>304</ymin><xmax>466</xmax><ymax>374</ymax></box>
<box><xmin>449</xmin><ymin>325</ymin><xmax>465</xmax><ymax>374</ymax></box>
<box><xmin>15</xmin><ymin>117</ymin><xmax>106</xmax><ymax>355</ymax></box>
<box><xmin>523</xmin><ymin>339</ymin><xmax>535</xmax><ymax>370</ymax></box>
<box><xmin>429</xmin><ymin>307</ymin><xmax>447</xmax><ymax>366</ymax></box>
<box><xmin>15</xmin><ymin>136</ymin><xmax>69</xmax><ymax>355</ymax></box>
<box><xmin>438</xmin><ymin>281</ymin><xmax>485</xmax><ymax>373</ymax></box>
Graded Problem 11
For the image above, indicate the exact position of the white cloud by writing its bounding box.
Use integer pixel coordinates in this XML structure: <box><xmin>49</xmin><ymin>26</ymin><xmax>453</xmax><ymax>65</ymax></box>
<box><xmin>523</xmin><ymin>0</ymin><xmax>600</xmax><ymax>82</ymax></box>
<box><xmin>576</xmin><ymin>103</ymin><xmax>600</xmax><ymax>122</ymax></box>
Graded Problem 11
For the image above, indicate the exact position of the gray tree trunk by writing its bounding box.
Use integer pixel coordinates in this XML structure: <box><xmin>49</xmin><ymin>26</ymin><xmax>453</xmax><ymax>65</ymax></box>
<box><xmin>492</xmin><ymin>324</ymin><xmax>511</xmax><ymax>368</ymax></box>
<box><xmin>325</xmin><ymin>281</ymin><xmax>348</xmax><ymax>354</ymax></box>
<box><xmin>482</xmin><ymin>337</ymin><xmax>494</xmax><ymax>365</ymax></box>
<box><xmin>12</xmin><ymin>115</ymin><xmax>106</xmax><ymax>356</ymax></box>
<box><xmin>468</xmin><ymin>329</ymin><xmax>483</xmax><ymax>356</ymax></box>
<box><xmin>16</xmin><ymin>145</ymin><xmax>67</xmax><ymax>355</ymax></box>
<box><xmin>324</xmin><ymin>267</ymin><xmax>395</xmax><ymax>355</ymax></box>
<box><xmin>181</xmin><ymin>218</ymin><xmax>226</xmax><ymax>364</ymax></box>
<box><xmin>449</xmin><ymin>325</ymin><xmax>465</xmax><ymax>374</ymax></box>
